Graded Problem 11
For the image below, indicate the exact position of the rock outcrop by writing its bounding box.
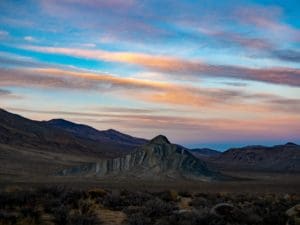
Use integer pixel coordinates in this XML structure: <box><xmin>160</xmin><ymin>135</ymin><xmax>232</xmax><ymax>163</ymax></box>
<box><xmin>59</xmin><ymin>135</ymin><xmax>220</xmax><ymax>181</ymax></box>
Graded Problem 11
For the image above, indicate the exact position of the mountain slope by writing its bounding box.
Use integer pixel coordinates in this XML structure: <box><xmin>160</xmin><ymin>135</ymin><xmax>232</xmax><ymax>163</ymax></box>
<box><xmin>189</xmin><ymin>148</ymin><xmax>221</xmax><ymax>159</ymax></box>
<box><xmin>45</xmin><ymin>119</ymin><xmax>146</xmax><ymax>148</ymax></box>
<box><xmin>0</xmin><ymin>108</ymin><xmax>145</xmax><ymax>158</ymax></box>
<box><xmin>59</xmin><ymin>135</ymin><xmax>221</xmax><ymax>181</ymax></box>
<box><xmin>209</xmin><ymin>143</ymin><xmax>300</xmax><ymax>172</ymax></box>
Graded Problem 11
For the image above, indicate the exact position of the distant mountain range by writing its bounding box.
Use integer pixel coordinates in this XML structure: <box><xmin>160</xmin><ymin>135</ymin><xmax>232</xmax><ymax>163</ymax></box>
<box><xmin>209</xmin><ymin>143</ymin><xmax>300</xmax><ymax>172</ymax></box>
<box><xmin>189</xmin><ymin>148</ymin><xmax>221</xmax><ymax>158</ymax></box>
<box><xmin>0</xmin><ymin>108</ymin><xmax>299</xmax><ymax>182</ymax></box>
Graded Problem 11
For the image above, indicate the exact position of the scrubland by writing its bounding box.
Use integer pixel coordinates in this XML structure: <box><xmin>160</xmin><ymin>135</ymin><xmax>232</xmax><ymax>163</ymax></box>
<box><xmin>0</xmin><ymin>186</ymin><xmax>299</xmax><ymax>225</ymax></box>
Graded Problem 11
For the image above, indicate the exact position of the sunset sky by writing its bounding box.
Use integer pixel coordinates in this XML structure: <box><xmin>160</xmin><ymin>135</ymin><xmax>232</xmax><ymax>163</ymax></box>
<box><xmin>0</xmin><ymin>0</ymin><xmax>299</xmax><ymax>150</ymax></box>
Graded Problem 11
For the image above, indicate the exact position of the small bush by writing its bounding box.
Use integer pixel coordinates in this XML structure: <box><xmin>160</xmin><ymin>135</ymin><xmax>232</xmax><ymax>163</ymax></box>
<box><xmin>69</xmin><ymin>214</ymin><xmax>101</xmax><ymax>225</ymax></box>
<box><xmin>155</xmin><ymin>190</ymin><xmax>178</xmax><ymax>202</ymax></box>
<box><xmin>88</xmin><ymin>188</ymin><xmax>107</xmax><ymax>199</ymax></box>
<box><xmin>126</xmin><ymin>213</ymin><xmax>151</xmax><ymax>225</ymax></box>
<box><xmin>52</xmin><ymin>205</ymin><xmax>69</xmax><ymax>225</ymax></box>
<box><xmin>142</xmin><ymin>198</ymin><xmax>175</xmax><ymax>217</ymax></box>
<box><xmin>178</xmin><ymin>191</ymin><xmax>192</xmax><ymax>198</ymax></box>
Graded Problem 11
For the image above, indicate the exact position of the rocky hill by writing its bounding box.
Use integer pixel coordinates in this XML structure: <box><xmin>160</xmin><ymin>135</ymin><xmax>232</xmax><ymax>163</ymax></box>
<box><xmin>59</xmin><ymin>135</ymin><xmax>221</xmax><ymax>181</ymax></box>
<box><xmin>209</xmin><ymin>142</ymin><xmax>300</xmax><ymax>172</ymax></box>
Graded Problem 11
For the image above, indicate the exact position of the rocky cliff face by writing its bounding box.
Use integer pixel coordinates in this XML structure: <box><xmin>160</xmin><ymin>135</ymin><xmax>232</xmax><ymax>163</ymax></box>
<box><xmin>59</xmin><ymin>135</ymin><xmax>220</xmax><ymax>181</ymax></box>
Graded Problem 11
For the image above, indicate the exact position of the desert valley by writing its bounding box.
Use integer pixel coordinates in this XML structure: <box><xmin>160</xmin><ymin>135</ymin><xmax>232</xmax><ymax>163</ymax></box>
<box><xmin>0</xmin><ymin>108</ymin><xmax>299</xmax><ymax>225</ymax></box>
<box><xmin>1</xmin><ymin>0</ymin><xmax>300</xmax><ymax>224</ymax></box>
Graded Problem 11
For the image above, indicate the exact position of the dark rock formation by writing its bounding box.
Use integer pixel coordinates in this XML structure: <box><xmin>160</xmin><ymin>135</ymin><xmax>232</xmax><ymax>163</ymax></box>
<box><xmin>59</xmin><ymin>135</ymin><xmax>221</xmax><ymax>181</ymax></box>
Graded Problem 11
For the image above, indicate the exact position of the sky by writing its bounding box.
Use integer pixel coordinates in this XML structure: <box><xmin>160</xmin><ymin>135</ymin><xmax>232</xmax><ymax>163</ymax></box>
<box><xmin>0</xmin><ymin>0</ymin><xmax>300</xmax><ymax>150</ymax></box>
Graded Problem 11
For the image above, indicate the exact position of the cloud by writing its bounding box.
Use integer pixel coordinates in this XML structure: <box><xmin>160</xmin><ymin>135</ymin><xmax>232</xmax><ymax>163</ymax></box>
<box><xmin>1</xmin><ymin>66</ymin><xmax>299</xmax><ymax>116</ymax></box>
<box><xmin>80</xmin><ymin>43</ymin><xmax>96</xmax><ymax>48</ymax></box>
<box><xmin>24</xmin><ymin>36</ymin><xmax>36</xmax><ymax>42</ymax></box>
<box><xmin>0</xmin><ymin>88</ymin><xmax>22</xmax><ymax>99</ymax></box>
<box><xmin>24</xmin><ymin>45</ymin><xmax>300</xmax><ymax>87</ymax></box>
<box><xmin>0</xmin><ymin>89</ymin><xmax>11</xmax><ymax>96</ymax></box>
<box><xmin>0</xmin><ymin>30</ymin><xmax>9</xmax><ymax>39</ymax></box>
<box><xmin>234</xmin><ymin>5</ymin><xmax>300</xmax><ymax>42</ymax></box>
<box><xmin>0</xmin><ymin>53</ymin><xmax>48</xmax><ymax>68</ymax></box>
<box><xmin>39</xmin><ymin>0</ymin><xmax>166</xmax><ymax>41</ymax></box>
<box><xmin>1</xmin><ymin>67</ymin><xmax>260</xmax><ymax>109</ymax></box>
<box><xmin>270</xmin><ymin>49</ymin><xmax>300</xmax><ymax>63</ymax></box>
<box><xmin>195</xmin><ymin>26</ymin><xmax>273</xmax><ymax>51</ymax></box>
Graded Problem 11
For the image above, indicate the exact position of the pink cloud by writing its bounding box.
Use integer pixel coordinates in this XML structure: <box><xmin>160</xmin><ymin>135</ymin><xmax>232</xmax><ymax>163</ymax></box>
<box><xmin>24</xmin><ymin>45</ymin><xmax>300</xmax><ymax>87</ymax></box>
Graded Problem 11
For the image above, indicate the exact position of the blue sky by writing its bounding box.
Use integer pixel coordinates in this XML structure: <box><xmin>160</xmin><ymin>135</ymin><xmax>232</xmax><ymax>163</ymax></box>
<box><xmin>0</xmin><ymin>0</ymin><xmax>299</xmax><ymax>150</ymax></box>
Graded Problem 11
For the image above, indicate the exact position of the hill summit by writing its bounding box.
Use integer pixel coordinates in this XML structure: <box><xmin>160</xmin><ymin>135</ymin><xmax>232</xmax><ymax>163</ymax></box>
<box><xmin>59</xmin><ymin>135</ymin><xmax>220</xmax><ymax>181</ymax></box>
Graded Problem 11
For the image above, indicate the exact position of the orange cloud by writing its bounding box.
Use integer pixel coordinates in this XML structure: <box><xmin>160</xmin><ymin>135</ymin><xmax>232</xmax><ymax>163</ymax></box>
<box><xmin>24</xmin><ymin>45</ymin><xmax>300</xmax><ymax>87</ymax></box>
<box><xmin>1</xmin><ymin>67</ymin><xmax>299</xmax><ymax>116</ymax></box>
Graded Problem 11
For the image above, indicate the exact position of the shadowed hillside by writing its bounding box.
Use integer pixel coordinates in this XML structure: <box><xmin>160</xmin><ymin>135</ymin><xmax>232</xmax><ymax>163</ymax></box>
<box><xmin>0</xmin><ymin>108</ymin><xmax>145</xmax><ymax>158</ymax></box>
<box><xmin>208</xmin><ymin>143</ymin><xmax>300</xmax><ymax>172</ymax></box>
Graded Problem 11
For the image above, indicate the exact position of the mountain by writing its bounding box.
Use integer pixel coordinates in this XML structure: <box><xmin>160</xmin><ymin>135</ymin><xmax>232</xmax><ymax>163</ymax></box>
<box><xmin>209</xmin><ymin>143</ymin><xmax>300</xmax><ymax>172</ymax></box>
<box><xmin>189</xmin><ymin>148</ymin><xmax>221</xmax><ymax>159</ymax></box>
<box><xmin>59</xmin><ymin>135</ymin><xmax>222</xmax><ymax>181</ymax></box>
<box><xmin>0</xmin><ymin>108</ymin><xmax>147</xmax><ymax>179</ymax></box>
<box><xmin>0</xmin><ymin>108</ymin><xmax>145</xmax><ymax>158</ymax></box>
<box><xmin>45</xmin><ymin>119</ymin><xmax>147</xmax><ymax>150</ymax></box>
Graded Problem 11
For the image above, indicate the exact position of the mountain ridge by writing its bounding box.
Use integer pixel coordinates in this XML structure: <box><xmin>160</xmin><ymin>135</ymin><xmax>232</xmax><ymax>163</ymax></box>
<box><xmin>209</xmin><ymin>142</ymin><xmax>300</xmax><ymax>172</ymax></box>
<box><xmin>0</xmin><ymin>108</ymin><xmax>146</xmax><ymax>158</ymax></box>
<box><xmin>45</xmin><ymin>118</ymin><xmax>147</xmax><ymax>147</ymax></box>
<box><xmin>59</xmin><ymin>135</ymin><xmax>222</xmax><ymax>181</ymax></box>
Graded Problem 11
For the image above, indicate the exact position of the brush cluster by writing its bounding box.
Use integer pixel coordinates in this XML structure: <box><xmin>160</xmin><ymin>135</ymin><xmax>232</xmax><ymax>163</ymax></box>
<box><xmin>0</xmin><ymin>186</ymin><xmax>299</xmax><ymax>225</ymax></box>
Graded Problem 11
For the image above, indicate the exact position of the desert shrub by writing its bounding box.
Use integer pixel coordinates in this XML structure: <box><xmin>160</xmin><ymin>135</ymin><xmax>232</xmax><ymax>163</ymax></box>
<box><xmin>43</xmin><ymin>199</ymin><xmax>62</xmax><ymax>214</ymax></box>
<box><xmin>126</xmin><ymin>212</ymin><xmax>151</xmax><ymax>225</ymax></box>
<box><xmin>122</xmin><ymin>206</ymin><xmax>142</xmax><ymax>215</ymax></box>
<box><xmin>88</xmin><ymin>188</ymin><xmax>107</xmax><ymax>199</ymax></box>
<box><xmin>15</xmin><ymin>217</ymin><xmax>37</xmax><ymax>225</ymax></box>
<box><xmin>189</xmin><ymin>196</ymin><xmax>210</xmax><ymax>209</ymax></box>
<box><xmin>0</xmin><ymin>211</ymin><xmax>17</xmax><ymax>225</ymax></box>
<box><xmin>20</xmin><ymin>207</ymin><xmax>41</xmax><ymax>222</ymax></box>
<box><xmin>194</xmin><ymin>192</ymin><xmax>209</xmax><ymax>198</ymax></box>
<box><xmin>102</xmin><ymin>190</ymin><xmax>153</xmax><ymax>210</ymax></box>
<box><xmin>37</xmin><ymin>186</ymin><xmax>66</xmax><ymax>199</ymax></box>
<box><xmin>142</xmin><ymin>198</ymin><xmax>175</xmax><ymax>218</ymax></box>
<box><xmin>69</xmin><ymin>214</ymin><xmax>101</xmax><ymax>225</ymax></box>
<box><xmin>4</xmin><ymin>186</ymin><xmax>23</xmax><ymax>193</ymax></box>
<box><xmin>121</xmin><ymin>191</ymin><xmax>153</xmax><ymax>207</ymax></box>
<box><xmin>52</xmin><ymin>205</ymin><xmax>70</xmax><ymax>225</ymax></box>
<box><xmin>102</xmin><ymin>194</ymin><xmax>123</xmax><ymax>210</ymax></box>
<box><xmin>61</xmin><ymin>190</ymin><xmax>87</xmax><ymax>209</ymax></box>
<box><xmin>155</xmin><ymin>211</ymin><xmax>217</xmax><ymax>225</ymax></box>
<box><xmin>123</xmin><ymin>198</ymin><xmax>175</xmax><ymax>225</ymax></box>
<box><xmin>155</xmin><ymin>190</ymin><xmax>178</xmax><ymax>202</ymax></box>
<box><xmin>178</xmin><ymin>190</ymin><xmax>192</xmax><ymax>198</ymax></box>
<box><xmin>0</xmin><ymin>190</ymin><xmax>37</xmax><ymax>209</ymax></box>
